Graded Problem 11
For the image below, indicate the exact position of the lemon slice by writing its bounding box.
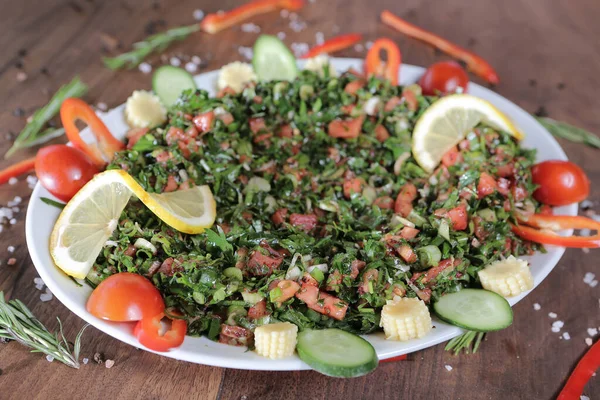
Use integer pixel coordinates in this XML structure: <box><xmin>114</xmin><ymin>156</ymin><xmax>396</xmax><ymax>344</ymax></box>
<box><xmin>412</xmin><ymin>94</ymin><xmax>523</xmax><ymax>173</ymax></box>
<box><xmin>50</xmin><ymin>169</ymin><xmax>216</xmax><ymax>278</ymax></box>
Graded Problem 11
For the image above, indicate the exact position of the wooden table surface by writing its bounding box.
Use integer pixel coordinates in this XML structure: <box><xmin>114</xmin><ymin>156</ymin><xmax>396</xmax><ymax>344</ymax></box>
<box><xmin>1</xmin><ymin>0</ymin><xmax>599</xmax><ymax>398</ymax></box>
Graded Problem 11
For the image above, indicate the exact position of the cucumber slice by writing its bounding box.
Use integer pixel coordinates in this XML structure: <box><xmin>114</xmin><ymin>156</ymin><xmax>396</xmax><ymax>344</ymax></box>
<box><xmin>433</xmin><ymin>288</ymin><xmax>513</xmax><ymax>331</ymax></box>
<box><xmin>296</xmin><ymin>329</ymin><xmax>378</xmax><ymax>378</ymax></box>
<box><xmin>252</xmin><ymin>35</ymin><xmax>298</xmax><ymax>81</ymax></box>
<box><xmin>152</xmin><ymin>66</ymin><xmax>197</xmax><ymax>107</ymax></box>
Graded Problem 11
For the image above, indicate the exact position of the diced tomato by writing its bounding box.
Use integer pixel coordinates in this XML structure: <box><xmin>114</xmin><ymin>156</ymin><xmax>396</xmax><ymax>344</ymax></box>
<box><xmin>217</xmin><ymin>112</ymin><xmax>234</xmax><ymax>126</ymax></box>
<box><xmin>253</xmin><ymin>132</ymin><xmax>273</xmax><ymax>144</ymax></box>
<box><xmin>394</xmin><ymin>183</ymin><xmax>417</xmax><ymax>217</ymax></box>
<box><xmin>154</xmin><ymin>150</ymin><xmax>171</xmax><ymax>163</ymax></box>
<box><xmin>496</xmin><ymin>163</ymin><xmax>514</xmax><ymax>178</ymax></box>
<box><xmin>477</xmin><ymin>172</ymin><xmax>497</xmax><ymax>199</ymax></box>
<box><xmin>247</xmin><ymin>300</ymin><xmax>270</xmax><ymax>319</ymax></box>
<box><xmin>328</xmin><ymin>115</ymin><xmax>365</xmax><ymax>139</ymax></box>
<box><xmin>134</xmin><ymin>313</ymin><xmax>186</xmax><ymax>352</ymax></box>
<box><xmin>253</xmin><ymin>96</ymin><xmax>263</xmax><ymax>104</ymax></box>
<box><xmin>301</xmin><ymin>272</ymin><xmax>319</xmax><ymax>287</ymax></box>
<box><xmin>448</xmin><ymin>204</ymin><xmax>468</xmax><ymax>230</ymax></box>
<box><xmin>497</xmin><ymin>177</ymin><xmax>511</xmax><ymax>196</ymax></box>
<box><xmin>289</xmin><ymin>213</ymin><xmax>318</xmax><ymax>232</ymax></box>
<box><xmin>374</xmin><ymin>125</ymin><xmax>390</xmax><ymax>142</ymax></box>
<box><xmin>126</xmin><ymin>128</ymin><xmax>149</xmax><ymax>149</ymax></box>
<box><xmin>277</xmin><ymin>124</ymin><xmax>294</xmax><ymax>138</ymax></box>
<box><xmin>344</xmin><ymin>79</ymin><xmax>365</xmax><ymax>95</ymax></box>
<box><xmin>343</xmin><ymin>177</ymin><xmax>365</xmax><ymax>199</ymax></box>
<box><xmin>271</xmin><ymin>208</ymin><xmax>288</xmax><ymax>226</ymax></box>
<box><xmin>458</xmin><ymin>139</ymin><xmax>470</xmax><ymax>151</ymax></box>
<box><xmin>193</xmin><ymin>111</ymin><xmax>215</xmax><ymax>133</ymax></box>
<box><xmin>272</xmin><ymin>280</ymin><xmax>301</xmax><ymax>303</ymax></box>
<box><xmin>327</xmin><ymin>147</ymin><xmax>341</xmax><ymax>163</ymax></box>
<box><xmin>349</xmin><ymin>259</ymin><xmax>366</xmax><ymax>279</ymax></box>
<box><xmin>472</xmin><ymin>216</ymin><xmax>488</xmax><ymax>240</ymax></box>
<box><xmin>402</xmin><ymin>87</ymin><xmax>419</xmax><ymax>111</ymax></box>
<box><xmin>512</xmin><ymin>184</ymin><xmax>527</xmax><ymax>201</ymax></box>
<box><xmin>163</xmin><ymin>175</ymin><xmax>178</xmax><ymax>192</ymax></box>
<box><xmin>295</xmin><ymin>284</ymin><xmax>348</xmax><ymax>320</ymax></box>
<box><xmin>216</xmin><ymin>87</ymin><xmax>237</xmax><ymax>98</ymax></box>
<box><xmin>400</xmin><ymin>226</ymin><xmax>420</xmax><ymax>239</ymax></box>
<box><xmin>358</xmin><ymin>269</ymin><xmax>378</xmax><ymax>294</ymax></box>
<box><xmin>249</xmin><ymin>117</ymin><xmax>267</xmax><ymax>134</ymax></box>
<box><xmin>165</xmin><ymin>127</ymin><xmax>185</xmax><ymax>146</ymax></box>
<box><xmin>373</xmin><ymin>196</ymin><xmax>394</xmax><ymax>209</ymax></box>
<box><xmin>340</xmin><ymin>104</ymin><xmax>356</xmax><ymax>114</ymax></box>
<box><xmin>384</xmin><ymin>96</ymin><xmax>402</xmax><ymax>112</ymax></box>
<box><xmin>397</xmin><ymin>244</ymin><xmax>417</xmax><ymax>263</ymax></box>
<box><xmin>422</xmin><ymin>259</ymin><xmax>459</xmax><ymax>284</ymax></box>
<box><xmin>441</xmin><ymin>146</ymin><xmax>463</xmax><ymax>167</ymax></box>
<box><xmin>416</xmin><ymin>288</ymin><xmax>432</xmax><ymax>302</ymax></box>
<box><xmin>219</xmin><ymin>325</ymin><xmax>253</xmax><ymax>346</ymax></box>
<box><xmin>246</xmin><ymin>251</ymin><xmax>283</xmax><ymax>276</ymax></box>
<box><xmin>325</xmin><ymin>270</ymin><xmax>343</xmax><ymax>291</ymax></box>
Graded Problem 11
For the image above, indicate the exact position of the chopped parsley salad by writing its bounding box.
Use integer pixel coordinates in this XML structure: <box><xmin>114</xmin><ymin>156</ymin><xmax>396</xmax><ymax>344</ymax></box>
<box><xmin>39</xmin><ymin>35</ymin><xmax>595</xmax><ymax>377</ymax></box>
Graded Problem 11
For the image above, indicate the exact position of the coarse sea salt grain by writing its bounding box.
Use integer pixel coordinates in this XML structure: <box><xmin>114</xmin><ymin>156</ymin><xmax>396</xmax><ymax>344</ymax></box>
<box><xmin>139</xmin><ymin>62</ymin><xmax>152</xmax><ymax>74</ymax></box>
<box><xmin>444</xmin><ymin>365</ymin><xmax>452</xmax><ymax>371</ymax></box>
<box><xmin>238</xmin><ymin>46</ymin><xmax>253</xmax><ymax>60</ymax></box>
<box><xmin>8</xmin><ymin>177</ymin><xmax>17</xmax><ymax>185</ymax></box>
<box><xmin>7</xmin><ymin>246</ymin><xmax>14</xmax><ymax>253</ymax></box>
<box><xmin>580</xmin><ymin>395</ymin><xmax>590</xmax><ymax>400</ymax></box>
<box><xmin>82</xmin><ymin>358</ymin><xmax>89</xmax><ymax>365</ymax></box>
<box><xmin>533</xmin><ymin>303</ymin><xmax>541</xmax><ymax>310</ymax></box>
<box><xmin>590</xmin><ymin>280</ymin><xmax>598</xmax><ymax>288</ymax></box>
<box><xmin>584</xmin><ymin>272</ymin><xmax>596</xmax><ymax>283</ymax></box>
<box><xmin>46</xmin><ymin>355</ymin><xmax>54</xmax><ymax>362</ymax></box>
<box><xmin>185</xmin><ymin>62</ymin><xmax>197</xmax><ymax>73</ymax></box>
<box><xmin>193</xmin><ymin>9</ymin><xmax>204</xmax><ymax>21</ymax></box>
<box><xmin>354</xmin><ymin>43</ymin><xmax>364</xmax><ymax>52</ymax></box>
<box><xmin>34</xmin><ymin>277</ymin><xmax>45</xmax><ymax>291</ymax></box>
<box><xmin>291</xmin><ymin>42</ymin><xmax>309</xmax><ymax>57</ymax></box>
<box><xmin>315</xmin><ymin>32</ymin><xmax>325</xmax><ymax>45</ymax></box>
<box><xmin>241</xmin><ymin>23</ymin><xmax>260</xmax><ymax>33</ymax></box>
<box><xmin>280</xmin><ymin>9</ymin><xmax>289</xmax><ymax>18</ymax></box>
<box><xmin>192</xmin><ymin>56</ymin><xmax>202</xmax><ymax>65</ymax></box>
<box><xmin>170</xmin><ymin>57</ymin><xmax>181</xmax><ymax>67</ymax></box>
<box><xmin>27</xmin><ymin>175</ymin><xmax>37</xmax><ymax>189</ymax></box>
<box><xmin>588</xmin><ymin>328</ymin><xmax>598</xmax><ymax>337</ymax></box>
<box><xmin>548</xmin><ymin>312</ymin><xmax>557</xmax><ymax>319</ymax></box>
<box><xmin>40</xmin><ymin>288</ymin><xmax>53</xmax><ymax>302</ymax></box>
<box><xmin>9</xmin><ymin>218</ymin><xmax>16</xmax><ymax>225</ymax></box>
<box><xmin>289</xmin><ymin>19</ymin><xmax>307</xmax><ymax>33</ymax></box>
<box><xmin>562</xmin><ymin>332</ymin><xmax>571</xmax><ymax>340</ymax></box>
<box><xmin>277</xmin><ymin>32</ymin><xmax>286</xmax><ymax>40</ymax></box>
<box><xmin>585</xmin><ymin>338</ymin><xmax>593</xmax><ymax>346</ymax></box>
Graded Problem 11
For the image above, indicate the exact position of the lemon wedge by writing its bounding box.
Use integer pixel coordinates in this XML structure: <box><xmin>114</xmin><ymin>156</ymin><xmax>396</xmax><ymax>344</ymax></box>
<box><xmin>412</xmin><ymin>94</ymin><xmax>523</xmax><ymax>173</ymax></box>
<box><xmin>50</xmin><ymin>169</ymin><xmax>216</xmax><ymax>278</ymax></box>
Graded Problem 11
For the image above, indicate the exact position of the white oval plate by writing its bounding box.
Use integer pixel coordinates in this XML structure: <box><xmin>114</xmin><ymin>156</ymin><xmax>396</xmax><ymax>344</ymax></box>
<box><xmin>26</xmin><ymin>58</ymin><xmax>576</xmax><ymax>370</ymax></box>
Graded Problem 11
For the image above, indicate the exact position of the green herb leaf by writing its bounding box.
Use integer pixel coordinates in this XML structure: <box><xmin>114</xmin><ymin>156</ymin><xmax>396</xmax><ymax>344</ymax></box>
<box><xmin>536</xmin><ymin>117</ymin><xmax>600</xmax><ymax>149</ymax></box>
<box><xmin>5</xmin><ymin>77</ymin><xmax>88</xmax><ymax>158</ymax></box>
<box><xmin>205</xmin><ymin>227</ymin><xmax>233</xmax><ymax>253</ymax></box>
<box><xmin>41</xmin><ymin>197</ymin><xmax>66</xmax><ymax>209</ymax></box>
<box><xmin>103</xmin><ymin>24</ymin><xmax>201</xmax><ymax>70</ymax></box>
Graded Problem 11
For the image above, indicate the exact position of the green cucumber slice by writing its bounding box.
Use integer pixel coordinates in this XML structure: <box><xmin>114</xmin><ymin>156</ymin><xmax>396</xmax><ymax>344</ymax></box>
<box><xmin>252</xmin><ymin>35</ymin><xmax>297</xmax><ymax>81</ymax></box>
<box><xmin>152</xmin><ymin>66</ymin><xmax>197</xmax><ymax>107</ymax></box>
<box><xmin>296</xmin><ymin>329</ymin><xmax>378</xmax><ymax>378</ymax></box>
<box><xmin>433</xmin><ymin>288</ymin><xmax>513</xmax><ymax>331</ymax></box>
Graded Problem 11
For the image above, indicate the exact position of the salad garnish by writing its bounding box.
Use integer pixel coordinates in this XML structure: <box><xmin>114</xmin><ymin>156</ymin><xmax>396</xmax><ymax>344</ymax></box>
<box><xmin>300</xmin><ymin>33</ymin><xmax>363</xmax><ymax>59</ymax></box>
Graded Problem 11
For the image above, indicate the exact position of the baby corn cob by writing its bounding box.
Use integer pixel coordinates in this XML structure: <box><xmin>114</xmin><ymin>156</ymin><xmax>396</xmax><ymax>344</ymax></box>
<box><xmin>380</xmin><ymin>297</ymin><xmax>432</xmax><ymax>341</ymax></box>
<box><xmin>254</xmin><ymin>322</ymin><xmax>298</xmax><ymax>359</ymax></box>
<box><xmin>478</xmin><ymin>256</ymin><xmax>534</xmax><ymax>297</ymax></box>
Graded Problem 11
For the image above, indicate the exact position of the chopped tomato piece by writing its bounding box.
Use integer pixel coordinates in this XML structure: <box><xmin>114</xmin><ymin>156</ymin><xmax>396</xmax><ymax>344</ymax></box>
<box><xmin>193</xmin><ymin>111</ymin><xmax>215</xmax><ymax>133</ymax></box>
<box><xmin>325</xmin><ymin>270</ymin><xmax>343</xmax><ymax>291</ymax></box>
<box><xmin>448</xmin><ymin>204</ymin><xmax>468</xmax><ymax>230</ymax></box>
<box><xmin>422</xmin><ymin>259</ymin><xmax>459</xmax><ymax>284</ymax></box>
<box><xmin>246</xmin><ymin>251</ymin><xmax>283</xmax><ymax>276</ymax></box>
<box><xmin>272</xmin><ymin>280</ymin><xmax>301</xmax><ymax>303</ymax></box>
<box><xmin>343</xmin><ymin>177</ymin><xmax>365</xmax><ymax>199</ymax></box>
<box><xmin>295</xmin><ymin>284</ymin><xmax>348</xmax><ymax>320</ymax></box>
<box><xmin>373</xmin><ymin>196</ymin><xmax>394</xmax><ymax>209</ymax></box>
<box><xmin>249</xmin><ymin>117</ymin><xmax>267</xmax><ymax>134</ymax></box>
<box><xmin>397</xmin><ymin>244</ymin><xmax>417</xmax><ymax>263</ymax></box>
<box><xmin>301</xmin><ymin>272</ymin><xmax>319</xmax><ymax>287</ymax></box>
<box><xmin>394</xmin><ymin>183</ymin><xmax>417</xmax><ymax>217</ymax></box>
<box><xmin>477</xmin><ymin>172</ymin><xmax>497</xmax><ymax>199</ymax></box>
<box><xmin>328</xmin><ymin>115</ymin><xmax>365</xmax><ymax>139</ymax></box>
<box><xmin>358</xmin><ymin>269</ymin><xmax>378</xmax><ymax>294</ymax></box>
<box><xmin>400</xmin><ymin>226</ymin><xmax>420</xmax><ymax>239</ymax></box>
<box><xmin>402</xmin><ymin>87</ymin><xmax>419</xmax><ymax>111</ymax></box>
<box><xmin>253</xmin><ymin>132</ymin><xmax>273</xmax><ymax>144</ymax></box>
<box><xmin>219</xmin><ymin>325</ymin><xmax>253</xmax><ymax>347</ymax></box>
<box><xmin>277</xmin><ymin>124</ymin><xmax>294</xmax><ymax>138</ymax></box>
<box><xmin>216</xmin><ymin>87</ymin><xmax>237</xmax><ymax>98</ymax></box>
<box><xmin>512</xmin><ymin>184</ymin><xmax>527</xmax><ymax>202</ymax></box>
<box><xmin>248</xmin><ymin>300</ymin><xmax>270</xmax><ymax>319</ymax></box>
<box><xmin>496</xmin><ymin>163</ymin><xmax>514</xmax><ymax>178</ymax></box>
<box><xmin>344</xmin><ymin>80</ymin><xmax>365</xmax><ymax>95</ymax></box>
<box><xmin>497</xmin><ymin>177</ymin><xmax>511</xmax><ymax>196</ymax></box>
<box><xmin>163</xmin><ymin>175</ymin><xmax>178</xmax><ymax>192</ymax></box>
<box><xmin>340</xmin><ymin>104</ymin><xmax>356</xmax><ymax>115</ymax></box>
<box><xmin>126</xmin><ymin>128</ymin><xmax>149</xmax><ymax>149</ymax></box>
<box><xmin>384</xmin><ymin>96</ymin><xmax>402</xmax><ymax>112</ymax></box>
<box><xmin>271</xmin><ymin>208</ymin><xmax>289</xmax><ymax>225</ymax></box>
<box><xmin>289</xmin><ymin>213</ymin><xmax>318</xmax><ymax>232</ymax></box>
<box><xmin>441</xmin><ymin>146</ymin><xmax>463</xmax><ymax>167</ymax></box>
<box><xmin>350</xmin><ymin>259</ymin><xmax>367</xmax><ymax>279</ymax></box>
<box><xmin>134</xmin><ymin>313</ymin><xmax>186</xmax><ymax>352</ymax></box>
<box><xmin>374</xmin><ymin>124</ymin><xmax>390</xmax><ymax>142</ymax></box>
<box><xmin>217</xmin><ymin>112</ymin><xmax>234</xmax><ymax>126</ymax></box>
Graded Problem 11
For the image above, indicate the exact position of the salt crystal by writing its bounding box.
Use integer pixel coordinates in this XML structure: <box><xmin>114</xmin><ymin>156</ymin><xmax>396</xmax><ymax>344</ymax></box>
<box><xmin>354</xmin><ymin>43</ymin><xmax>364</xmax><ymax>52</ymax></box>
<box><xmin>241</xmin><ymin>23</ymin><xmax>260</xmax><ymax>33</ymax></box>
<box><xmin>169</xmin><ymin>57</ymin><xmax>181</xmax><ymax>67</ymax></box>
<box><xmin>138</xmin><ymin>62</ymin><xmax>152</xmax><ymax>74</ymax></box>
<box><xmin>562</xmin><ymin>332</ymin><xmax>571</xmax><ymax>340</ymax></box>
<box><xmin>585</xmin><ymin>338</ymin><xmax>593</xmax><ymax>346</ymax></box>
<box><xmin>290</xmin><ymin>42</ymin><xmax>309</xmax><ymax>57</ymax></box>
<box><xmin>7</xmin><ymin>246</ymin><xmax>14</xmax><ymax>253</ymax></box>
<box><xmin>288</xmin><ymin>12</ymin><xmax>298</xmax><ymax>20</ymax></box>
<box><xmin>587</xmin><ymin>328</ymin><xmax>598</xmax><ymax>336</ymax></box>
<box><xmin>11</xmin><ymin>207</ymin><xmax>19</xmax><ymax>213</ymax></box>
<box><xmin>580</xmin><ymin>395</ymin><xmax>590</xmax><ymax>400</ymax></box>
<box><xmin>277</xmin><ymin>32</ymin><xmax>286</xmax><ymax>40</ymax></box>
<box><xmin>184</xmin><ymin>62</ymin><xmax>197</xmax><ymax>73</ymax></box>
<box><xmin>82</xmin><ymin>358</ymin><xmax>89</xmax><ymax>365</ymax></box>
<box><xmin>40</xmin><ymin>288</ymin><xmax>53</xmax><ymax>302</ymax></box>
<box><xmin>105</xmin><ymin>359</ymin><xmax>115</xmax><ymax>369</ymax></box>
<box><xmin>8</xmin><ymin>177</ymin><xmax>17</xmax><ymax>185</ymax></box>
<box><xmin>96</xmin><ymin>102</ymin><xmax>108</xmax><ymax>111</ymax></box>
<box><xmin>16</xmin><ymin>72</ymin><xmax>28</xmax><ymax>82</ymax></box>
<box><xmin>9</xmin><ymin>218</ymin><xmax>16</xmax><ymax>225</ymax></box>
<box><xmin>315</xmin><ymin>32</ymin><xmax>325</xmax><ymax>45</ymax></box>
<box><xmin>552</xmin><ymin>320</ymin><xmax>564</xmax><ymax>329</ymax></box>
<box><xmin>191</xmin><ymin>56</ymin><xmax>202</xmax><ymax>65</ymax></box>
<box><xmin>26</xmin><ymin>175</ymin><xmax>38</xmax><ymax>189</ymax></box>
<box><xmin>238</xmin><ymin>46</ymin><xmax>253</xmax><ymax>60</ymax></box>
<box><xmin>46</xmin><ymin>355</ymin><xmax>54</xmax><ymax>362</ymax></box>
<box><xmin>584</xmin><ymin>272</ymin><xmax>596</xmax><ymax>283</ymax></box>
<box><xmin>590</xmin><ymin>280</ymin><xmax>598</xmax><ymax>288</ymax></box>
<box><xmin>192</xmin><ymin>9</ymin><xmax>204</xmax><ymax>21</ymax></box>
<box><xmin>551</xmin><ymin>327</ymin><xmax>561</xmax><ymax>333</ymax></box>
<box><xmin>581</xmin><ymin>200</ymin><xmax>594</xmax><ymax>209</ymax></box>
<box><xmin>280</xmin><ymin>9</ymin><xmax>289</xmax><ymax>18</ymax></box>
<box><xmin>583</xmin><ymin>248</ymin><xmax>591</xmax><ymax>254</ymax></box>
<box><xmin>533</xmin><ymin>303</ymin><xmax>541</xmax><ymax>310</ymax></box>
<box><xmin>444</xmin><ymin>365</ymin><xmax>452</xmax><ymax>371</ymax></box>
<box><xmin>548</xmin><ymin>312</ymin><xmax>557</xmax><ymax>318</ymax></box>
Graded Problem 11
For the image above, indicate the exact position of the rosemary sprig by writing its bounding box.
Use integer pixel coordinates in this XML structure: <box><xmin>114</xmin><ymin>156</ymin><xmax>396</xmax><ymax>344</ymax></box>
<box><xmin>103</xmin><ymin>24</ymin><xmax>201</xmax><ymax>70</ymax></box>
<box><xmin>536</xmin><ymin>117</ymin><xmax>600</xmax><ymax>149</ymax></box>
<box><xmin>5</xmin><ymin>76</ymin><xmax>88</xmax><ymax>159</ymax></box>
<box><xmin>0</xmin><ymin>291</ymin><xmax>89</xmax><ymax>368</ymax></box>
<box><xmin>445</xmin><ymin>331</ymin><xmax>485</xmax><ymax>355</ymax></box>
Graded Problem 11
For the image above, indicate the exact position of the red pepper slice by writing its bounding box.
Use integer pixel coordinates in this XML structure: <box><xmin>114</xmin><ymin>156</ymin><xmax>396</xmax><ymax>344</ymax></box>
<box><xmin>300</xmin><ymin>33</ymin><xmax>363</xmax><ymax>59</ymax></box>
<box><xmin>200</xmin><ymin>0</ymin><xmax>304</xmax><ymax>34</ymax></box>
<box><xmin>381</xmin><ymin>10</ymin><xmax>499</xmax><ymax>85</ymax></box>
<box><xmin>381</xmin><ymin>354</ymin><xmax>408</xmax><ymax>363</ymax></box>
<box><xmin>133</xmin><ymin>312</ymin><xmax>187</xmax><ymax>352</ymax></box>
<box><xmin>364</xmin><ymin>38</ymin><xmax>401</xmax><ymax>85</ymax></box>
<box><xmin>557</xmin><ymin>340</ymin><xmax>600</xmax><ymax>399</ymax></box>
<box><xmin>60</xmin><ymin>98</ymin><xmax>124</xmax><ymax>168</ymax></box>
<box><xmin>0</xmin><ymin>157</ymin><xmax>36</xmax><ymax>185</ymax></box>
<box><xmin>511</xmin><ymin>214</ymin><xmax>600</xmax><ymax>248</ymax></box>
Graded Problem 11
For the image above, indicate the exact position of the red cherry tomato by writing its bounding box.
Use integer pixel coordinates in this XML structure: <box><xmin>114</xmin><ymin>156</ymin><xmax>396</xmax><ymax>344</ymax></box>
<box><xmin>134</xmin><ymin>313</ymin><xmax>187</xmax><ymax>352</ymax></box>
<box><xmin>87</xmin><ymin>273</ymin><xmax>165</xmax><ymax>322</ymax></box>
<box><xmin>531</xmin><ymin>160</ymin><xmax>590</xmax><ymax>206</ymax></box>
<box><xmin>418</xmin><ymin>61</ymin><xmax>469</xmax><ymax>96</ymax></box>
<box><xmin>35</xmin><ymin>145</ymin><xmax>99</xmax><ymax>202</ymax></box>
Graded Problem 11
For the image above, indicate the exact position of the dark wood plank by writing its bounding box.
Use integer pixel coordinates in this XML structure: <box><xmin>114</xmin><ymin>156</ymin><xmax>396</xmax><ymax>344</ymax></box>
<box><xmin>0</xmin><ymin>0</ymin><xmax>599</xmax><ymax>399</ymax></box>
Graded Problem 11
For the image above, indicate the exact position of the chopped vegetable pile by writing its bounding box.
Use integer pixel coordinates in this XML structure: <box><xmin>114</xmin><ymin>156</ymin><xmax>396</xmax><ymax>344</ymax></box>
<box><xmin>85</xmin><ymin>67</ymin><xmax>544</xmax><ymax>344</ymax></box>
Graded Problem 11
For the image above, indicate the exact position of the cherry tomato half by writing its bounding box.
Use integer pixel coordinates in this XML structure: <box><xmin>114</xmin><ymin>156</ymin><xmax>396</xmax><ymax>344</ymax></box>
<box><xmin>531</xmin><ymin>160</ymin><xmax>590</xmax><ymax>206</ymax></box>
<box><xmin>87</xmin><ymin>273</ymin><xmax>165</xmax><ymax>322</ymax></box>
<box><xmin>134</xmin><ymin>313</ymin><xmax>187</xmax><ymax>352</ymax></box>
<box><xmin>418</xmin><ymin>61</ymin><xmax>469</xmax><ymax>96</ymax></box>
<box><xmin>35</xmin><ymin>145</ymin><xmax>99</xmax><ymax>202</ymax></box>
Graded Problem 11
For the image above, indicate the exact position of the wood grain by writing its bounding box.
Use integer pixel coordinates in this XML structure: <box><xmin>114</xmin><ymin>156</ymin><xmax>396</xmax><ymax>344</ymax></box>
<box><xmin>0</xmin><ymin>0</ymin><xmax>599</xmax><ymax>399</ymax></box>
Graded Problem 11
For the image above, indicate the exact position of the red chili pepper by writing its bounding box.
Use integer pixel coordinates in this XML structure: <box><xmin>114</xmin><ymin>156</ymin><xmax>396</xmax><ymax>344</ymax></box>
<box><xmin>380</xmin><ymin>10</ymin><xmax>499</xmax><ymax>85</ymax></box>
<box><xmin>382</xmin><ymin>354</ymin><xmax>408</xmax><ymax>363</ymax></box>
<box><xmin>511</xmin><ymin>214</ymin><xmax>600</xmax><ymax>248</ymax></box>
<box><xmin>557</xmin><ymin>340</ymin><xmax>600</xmax><ymax>399</ymax></box>
<box><xmin>364</xmin><ymin>38</ymin><xmax>401</xmax><ymax>85</ymax></box>
<box><xmin>300</xmin><ymin>33</ymin><xmax>363</xmax><ymax>59</ymax></box>
<box><xmin>0</xmin><ymin>157</ymin><xmax>36</xmax><ymax>185</ymax></box>
<box><xmin>60</xmin><ymin>98</ymin><xmax>124</xmax><ymax>168</ymax></box>
<box><xmin>200</xmin><ymin>0</ymin><xmax>304</xmax><ymax>34</ymax></box>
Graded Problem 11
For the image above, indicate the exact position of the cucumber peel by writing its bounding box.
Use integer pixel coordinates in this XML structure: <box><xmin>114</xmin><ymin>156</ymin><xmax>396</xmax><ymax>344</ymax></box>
<box><xmin>152</xmin><ymin>65</ymin><xmax>197</xmax><ymax>107</ymax></box>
